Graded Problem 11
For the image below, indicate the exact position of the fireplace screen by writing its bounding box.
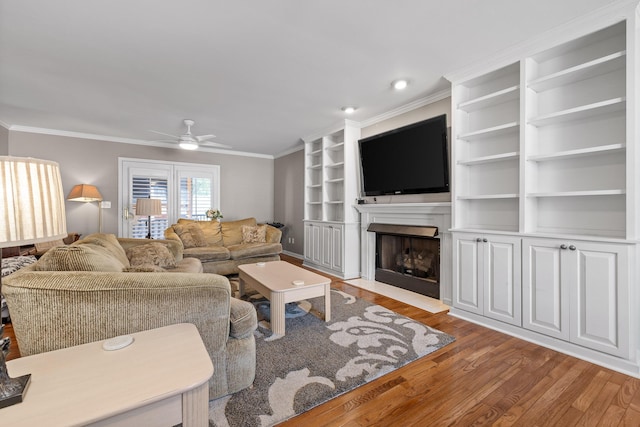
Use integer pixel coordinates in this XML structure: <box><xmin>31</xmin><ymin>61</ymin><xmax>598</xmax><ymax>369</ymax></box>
<box><xmin>374</xmin><ymin>232</ymin><xmax>440</xmax><ymax>299</ymax></box>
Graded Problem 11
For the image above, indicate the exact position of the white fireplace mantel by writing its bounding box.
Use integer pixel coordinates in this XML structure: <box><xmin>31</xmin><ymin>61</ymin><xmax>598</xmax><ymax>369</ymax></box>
<box><xmin>355</xmin><ymin>202</ymin><xmax>452</xmax><ymax>305</ymax></box>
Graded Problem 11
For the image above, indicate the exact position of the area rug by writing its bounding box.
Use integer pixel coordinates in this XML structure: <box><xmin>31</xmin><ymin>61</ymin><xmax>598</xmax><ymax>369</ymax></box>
<box><xmin>208</xmin><ymin>288</ymin><xmax>455</xmax><ymax>427</ymax></box>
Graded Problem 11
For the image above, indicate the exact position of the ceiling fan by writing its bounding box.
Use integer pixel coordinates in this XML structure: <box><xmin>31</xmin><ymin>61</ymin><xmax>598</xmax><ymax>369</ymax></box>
<box><xmin>149</xmin><ymin>119</ymin><xmax>231</xmax><ymax>150</ymax></box>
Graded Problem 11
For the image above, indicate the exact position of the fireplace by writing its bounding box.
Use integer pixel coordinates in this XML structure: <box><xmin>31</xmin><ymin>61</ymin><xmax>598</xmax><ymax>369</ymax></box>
<box><xmin>368</xmin><ymin>223</ymin><xmax>440</xmax><ymax>299</ymax></box>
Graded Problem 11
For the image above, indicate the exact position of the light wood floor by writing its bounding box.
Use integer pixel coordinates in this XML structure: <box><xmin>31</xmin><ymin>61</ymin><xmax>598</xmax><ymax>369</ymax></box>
<box><xmin>5</xmin><ymin>255</ymin><xmax>640</xmax><ymax>426</ymax></box>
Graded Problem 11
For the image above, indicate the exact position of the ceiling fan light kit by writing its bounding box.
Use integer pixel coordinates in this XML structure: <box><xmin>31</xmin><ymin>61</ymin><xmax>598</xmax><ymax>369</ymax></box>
<box><xmin>149</xmin><ymin>119</ymin><xmax>230</xmax><ymax>150</ymax></box>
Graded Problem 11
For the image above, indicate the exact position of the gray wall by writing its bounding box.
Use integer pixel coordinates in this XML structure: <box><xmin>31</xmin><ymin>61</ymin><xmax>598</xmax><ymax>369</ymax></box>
<box><xmin>8</xmin><ymin>131</ymin><xmax>275</xmax><ymax>237</ymax></box>
<box><xmin>274</xmin><ymin>148</ymin><xmax>304</xmax><ymax>256</ymax></box>
<box><xmin>0</xmin><ymin>125</ymin><xmax>8</xmax><ymax>155</ymax></box>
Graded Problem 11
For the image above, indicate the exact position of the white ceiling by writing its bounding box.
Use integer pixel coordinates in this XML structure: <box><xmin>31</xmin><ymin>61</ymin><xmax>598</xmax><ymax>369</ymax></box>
<box><xmin>0</xmin><ymin>0</ymin><xmax>620</xmax><ymax>156</ymax></box>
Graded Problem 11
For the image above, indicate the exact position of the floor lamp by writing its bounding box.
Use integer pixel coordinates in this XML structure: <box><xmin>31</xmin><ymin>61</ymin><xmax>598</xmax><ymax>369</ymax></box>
<box><xmin>135</xmin><ymin>198</ymin><xmax>162</xmax><ymax>239</ymax></box>
<box><xmin>67</xmin><ymin>184</ymin><xmax>103</xmax><ymax>233</ymax></box>
<box><xmin>0</xmin><ymin>156</ymin><xmax>68</xmax><ymax>408</ymax></box>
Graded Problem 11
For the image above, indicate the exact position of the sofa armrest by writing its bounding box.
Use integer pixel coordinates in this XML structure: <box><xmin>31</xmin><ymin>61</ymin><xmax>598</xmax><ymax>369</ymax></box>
<box><xmin>118</xmin><ymin>237</ymin><xmax>184</xmax><ymax>262</ymax></box>
<box><xmin>264</xmin><ymin>225</ymin><xmax>282</xmax><ymax>244</ymax></box>
<box><xmin>3</xmin><ymin>270</ymin><xmax>232</xmax><ymax>357</ymax></box>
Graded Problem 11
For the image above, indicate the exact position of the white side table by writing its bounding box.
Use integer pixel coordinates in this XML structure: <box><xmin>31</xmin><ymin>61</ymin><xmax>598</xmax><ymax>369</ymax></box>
<box><xmin>3</xmin><ymin>323</ymin><xmax>213</xmax><ymax>427</ymax></box>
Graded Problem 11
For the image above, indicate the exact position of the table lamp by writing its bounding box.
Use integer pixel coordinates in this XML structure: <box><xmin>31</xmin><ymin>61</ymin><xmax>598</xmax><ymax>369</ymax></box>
<box><xmin>0</xmin><ymin>156</ymin><xmax>67</xmax><ymax>408</ymax></box>
<box><xmin>135</xmin><ymin>198</ymin><xmax>162</xmax><ymax>239</ymax></box>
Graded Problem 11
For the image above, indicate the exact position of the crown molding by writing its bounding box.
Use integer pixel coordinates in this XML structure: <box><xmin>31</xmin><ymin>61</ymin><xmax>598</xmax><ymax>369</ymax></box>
<box><xmin>8</xmin><ymin>124</ymin><xmax>273</xmax><ymax>159</ymax></box>
<box><xmin>358</xmin><ymin>89</ymin><xmax>451</xmax><ymax>128</ymax></box>
<box><xmin>445</xmin><ymin>0</ymin><xmax>640</xmax><ymax>83</ymax></box>
<box><xmin>0</xmin><ymin>120</ymin><xmax>9</xmax><ymax>130</ymax></box>
<box><xmin>274</xmin><ymin>143</ymin><xmax>304</xmax><ymax>159</ymax></box>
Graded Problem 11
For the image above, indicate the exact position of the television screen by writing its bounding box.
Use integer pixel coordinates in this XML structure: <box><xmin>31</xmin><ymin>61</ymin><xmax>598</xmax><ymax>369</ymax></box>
<box><xmin>358</xmin><ymin>114</ymin><xmax>449</xmax><ymax>196</ymax></box>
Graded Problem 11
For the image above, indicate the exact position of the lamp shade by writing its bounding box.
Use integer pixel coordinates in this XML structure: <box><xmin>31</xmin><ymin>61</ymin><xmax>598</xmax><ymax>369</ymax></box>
<box><xmin>135</xmin><ymin>198</ymin><xmax>162</xmax><ymax>216</ymax></box>
<box><xmin>67</xmin><ymin>184</ymin><xmax>102</xmax><ymax>202</ymax></box>
<box><xmin>0</xmin><ymin>156</ymin><xmax>68</xmax><ymax>247</ymax></box>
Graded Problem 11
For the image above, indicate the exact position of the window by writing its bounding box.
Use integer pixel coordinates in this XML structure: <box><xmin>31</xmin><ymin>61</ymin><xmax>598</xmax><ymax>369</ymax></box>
<box><xmin>119</xmin><ymin>159</ymin><xmax>220</xmax><ymax>238</ymax></box>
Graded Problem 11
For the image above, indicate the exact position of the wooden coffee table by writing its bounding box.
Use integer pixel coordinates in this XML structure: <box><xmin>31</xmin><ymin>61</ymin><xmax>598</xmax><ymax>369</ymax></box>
<box><xmin>238</xmin><ymin>261</ymin><xmax>331</xmax><ymax>335</ymax></box>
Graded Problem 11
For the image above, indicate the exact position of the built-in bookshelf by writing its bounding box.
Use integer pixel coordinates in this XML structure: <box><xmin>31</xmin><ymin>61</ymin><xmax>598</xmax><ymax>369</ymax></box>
<box><xmin>303</xmin><ymin>120</ymin><xmax>361</xmax><ymax>278</ymax></box>
<box><xmin>524</xmin><ymin>21</ymin><xmax>627</xmax><ymax>238</ymax></box>
<box><xmin>453</xmin><ymin>61</ymin><xmax>521</xmax><ymax>232</ymax></box>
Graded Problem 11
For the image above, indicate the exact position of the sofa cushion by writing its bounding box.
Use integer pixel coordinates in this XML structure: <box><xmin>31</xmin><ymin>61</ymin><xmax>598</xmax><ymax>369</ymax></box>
<box><xmin>34</xmin><ymin>245</ymin><xmax>125</xmax><ymax>272</ymax></box>
<box><xmin>126</xmin><ymin>242</ymin><xmax>177</xmax><ymax>269</ymax></box>
<box><xmin>222</xmin><ymin>218</ymin><xmax>257</xmax><ymax>246</ymax></box>
<box><xmin>173</xmin><ymin>223</ymin><xmax>208</xmax><ymax>249</ymax></box>
<box><xmin>183</xmin><ymin>246</ymin><xmax>230</xmax><ymax>262</ymax></box>
<box><xmin>169</xmin><ymin>257</ymin><xmax>204</xmax><ymax>273</ymax></box>
<box><xmin>227</xmin><ymin>242</ymin><xmax>283</xmax><ymax>260</ymax></box>
<box><xmin>229</xmin><ymin>298</ymin><xmax>258</xmax><ymax>339</ymax></box>
<box><xmin>178</xmin><ymin>219</ymin><xmax>224</xmax><ymax>246</ymax></box>
<box><xmin>75</xmin><ymin>233</ymin><xmax>131</xmax><ymax>268</ymax></box>
<box><xmin>241</xmin><ymin>224</ymin><xmax>267</xmax><ymax>243</ymax></box>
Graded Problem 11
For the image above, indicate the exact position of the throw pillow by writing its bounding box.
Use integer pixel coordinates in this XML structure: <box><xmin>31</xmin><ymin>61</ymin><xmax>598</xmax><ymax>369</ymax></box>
<box><xmin>1</xmin><ymin>255</ymin><xmax>38</xmax><ymax>277</ymax></box>
<box><xmin>173</xmin><ymin>223</ymin><xmax>208</xmax><ymax>249</ymax></box>
<box><xmin>222</xmin><ymin>217</ymin><xmax>257</xmax><ymax>245</ymax></box>
<box><xmin>74</xmin><ymin>233</ymin><xmax>131</xmax><ymax>268</ymax></box>
<box><xmin>34</xmin><ymin>245</ymin><xmax>125</xmax><ymax>272</ymax></box>
<box><xmin>241</xmin><ymin>224</ymin><xmax>267</xmax><ymax>243</ymax></box>
<box><xmin>126</xmin><ymin>243</ymin><xmax>177</xmax><ymax>269</ymax></box>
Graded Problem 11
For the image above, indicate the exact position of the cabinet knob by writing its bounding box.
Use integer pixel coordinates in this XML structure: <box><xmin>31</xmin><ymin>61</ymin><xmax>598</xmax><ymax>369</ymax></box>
<box><xmin>482</xmin><ymin>238</ymin><xmax>488</xmax><ymax>243</ymax></box>
<box><xmin>569</xmin><ymin>245</ymin><xmax>576</xmax><ymax>251</ymax></box>
<box><xmin>476</xmin><ymin>238</ymin><xmax>482</xmax><ymax>242</ymax></box>
<box><xmin>560</xmin><ymin>244</ymin><xmax>567</xmax><ymax>250</ymax></box>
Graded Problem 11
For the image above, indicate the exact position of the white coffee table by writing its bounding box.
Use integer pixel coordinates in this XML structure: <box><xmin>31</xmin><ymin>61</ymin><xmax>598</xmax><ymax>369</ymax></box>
<box><xmin>238</xmin><ymin>261</ymin><xmax>331</xmax><ymax>335</ymax></box>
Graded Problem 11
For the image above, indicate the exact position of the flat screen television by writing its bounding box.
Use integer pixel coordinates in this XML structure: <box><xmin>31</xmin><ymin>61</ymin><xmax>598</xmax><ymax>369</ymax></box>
<box><xmin>358</xmin><ymin>114</ymin><xmax>449</xmax><ymax>196</ymax></box>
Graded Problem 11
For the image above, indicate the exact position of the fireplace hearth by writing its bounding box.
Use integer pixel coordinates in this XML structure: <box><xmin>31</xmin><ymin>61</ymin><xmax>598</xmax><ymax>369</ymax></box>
<box><xmin>368</xmin><ymin>223</ymin><xmax>440</xmax><ymax>299</ymax></box>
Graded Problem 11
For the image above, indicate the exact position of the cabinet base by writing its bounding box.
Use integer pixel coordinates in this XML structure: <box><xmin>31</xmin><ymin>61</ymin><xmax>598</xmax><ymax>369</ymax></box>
<box><xmin>449</xmin><ymin>308</ymin><xmax>639</xmax><ymax>378</ymax></box>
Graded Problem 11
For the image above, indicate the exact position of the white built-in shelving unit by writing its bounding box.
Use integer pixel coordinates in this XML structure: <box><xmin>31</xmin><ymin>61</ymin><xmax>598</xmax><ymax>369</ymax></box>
<box><xmin>447</xmin><ymin>2</ymin><xmax>640</xmax><ymax>377</ymax></box>
<box><xmin>303</xmin><ymin>120</ymin><xmax>361</xmax><ymax>279</ymax></box>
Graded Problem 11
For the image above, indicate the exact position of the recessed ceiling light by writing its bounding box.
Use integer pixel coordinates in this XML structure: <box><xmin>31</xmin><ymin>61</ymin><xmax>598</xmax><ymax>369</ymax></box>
<box><xmin>341</xmin><ymin>106</ymin><xmax>357</xmax><ymax>114</ymax></box>
<box><xmin>392</xmin><ymin>79</ymin><xmax>408</xmax><ymax>90</ymax></box>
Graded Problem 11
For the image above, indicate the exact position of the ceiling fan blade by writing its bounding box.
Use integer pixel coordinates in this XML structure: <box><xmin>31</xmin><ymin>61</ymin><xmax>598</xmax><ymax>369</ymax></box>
<box><xmin>196</xmin><ymin>134</ymin><xmax>216</xmax><ymax>142</ymax></box>
<box><xmin>149</xmin><ymin>130</ymin><xmax>180</xmax><ymax>139</ymax></box>
<box><xmin>200</xmin><ymin>141</ymin><xmax>232</xmax><ymax>149</ymax></box>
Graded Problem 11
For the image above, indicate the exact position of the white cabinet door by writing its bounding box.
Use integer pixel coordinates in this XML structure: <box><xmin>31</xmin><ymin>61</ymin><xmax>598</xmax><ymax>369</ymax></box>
<box><xmin>330</xmin><ymin>225</ymin><xmax>343</xmax><ymax>272</ymax></box>
<box><xmin>570</xmin><ymin>242</ymin><xmax>629</xmax><ymax>358</ymax></box>
<box><xmin>321</xmin><ymin>225</ymin><xmax>333</xmax><ymax>269</ymax></box>
<box><xmin>453</xmin><ymin>234</ymin><xmax>483</xmax><ymax>315</ymax></box>
<box><xmin>522</xmin><ymin>238</ymin><xmax>569</xmax><ymax>340</ymax></box>
<box><xmin>304</xmin><ymin>222</ymin><xmax>323</xmax><ymax>265</ymax></box>
<box><xmin>484</xmin><ymin>236</ymin><xmax>521</xmax><ymax>326</ymax></box>
<box><xmin>454</xmin><ymin>233</ymin><xmax>521</xmax><ymax>325</ymax></box>
<box><xmin>523</xmin><ymin>238</ymin><xmax>630</xmax><ymax>357</ymax></box>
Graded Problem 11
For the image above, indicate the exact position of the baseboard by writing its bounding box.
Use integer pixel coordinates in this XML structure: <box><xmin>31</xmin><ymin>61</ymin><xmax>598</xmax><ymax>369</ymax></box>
<box><xmin>449</xmin><ymin>307</ymin><xmax>640</xmax><ymax>378</ymax></box>
<box><xmin>282</xmin><ymin>250</ymin><xmax>303</xmax><ymax>259</ymax></box>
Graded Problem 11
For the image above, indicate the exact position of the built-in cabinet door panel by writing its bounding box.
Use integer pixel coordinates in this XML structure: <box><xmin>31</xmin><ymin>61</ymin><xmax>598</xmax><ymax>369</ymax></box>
<box><xmin>453</xmin><ymin>235</ymin><xmax>482</xmax><ymax>314</ymax></box>
<box><xmin>523</xmin><ymin>238</ymin><xmax>629</xmax><ymax>357</ymax></box>
<box><xmin>484</xmin><ymin>236</ymin><xmax>521</xmax><ymax>325</ymax></box>
<box><xmin>321</xmin><ymin>225</ymin><xmax>332</xmax><ymax>268</ymax></box>
<box><xmin>311</xmin><ymin>224</ymin><xmax>322</xmax><ymax>265</ymax></box>
<box><xmin>523</xmin><ymin>240</ymin><xmax>568</xmax><ymax>340</ymax></box>
<box><xmin>330</xmin><ymin>225</ymin><xmax>343</xmax><ymax>271</ymax></box>
<box><xmin>304</xmin><ymin>224</ymin><xmax>313</xmax><ymax>262</ymax></box>
<box><xmin>571</xmin><ymin>242</ymin><xmax>629</xmax><ymax>357</ymax></box>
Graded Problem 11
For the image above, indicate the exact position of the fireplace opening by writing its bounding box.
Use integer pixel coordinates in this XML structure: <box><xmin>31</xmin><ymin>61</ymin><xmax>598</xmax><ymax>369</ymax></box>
<box><xmin>368</xmin><ymin>224</ymin><xmax>440</xmax><ymax>299</ymax></box>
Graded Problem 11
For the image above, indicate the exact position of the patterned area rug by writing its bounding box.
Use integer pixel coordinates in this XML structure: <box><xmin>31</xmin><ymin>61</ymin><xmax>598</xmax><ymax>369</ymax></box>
<box><xmin>209</xmin><ymin>288</ymin><xmax>455</xmax><ymax>426</ymax></box>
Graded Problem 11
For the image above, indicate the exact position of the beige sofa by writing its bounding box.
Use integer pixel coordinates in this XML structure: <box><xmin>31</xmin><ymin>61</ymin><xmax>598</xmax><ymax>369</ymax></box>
<box><xmin>2</xmin><ymin>233</ymin><xmax>257</xmax><ymax>399</ymax></box>
<box><xmin>165</xmin><ymin>217</ymin><xmax>283</xmax><ymax>275</ymax></box>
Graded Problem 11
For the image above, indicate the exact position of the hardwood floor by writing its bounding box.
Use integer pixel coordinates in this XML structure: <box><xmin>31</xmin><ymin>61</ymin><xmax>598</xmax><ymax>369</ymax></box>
<box><xmin>4</xmin><ymin>255</ymin><xmax>640</xmax><ymax>426</ymax></box>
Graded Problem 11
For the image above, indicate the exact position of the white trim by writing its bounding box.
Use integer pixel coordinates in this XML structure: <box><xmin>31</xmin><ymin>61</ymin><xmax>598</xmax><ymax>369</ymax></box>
<box><xmin>274</xmin><ymin>144</ymin><xmax>304</xmax><ymax>159</ymax></box>
<box><xmin>282</xmin><ymin>250</ymin><xmax>303</xmax><ymax>259</ymax></box>
<box><xmin>302</xmin><ymin>119</ymin><xmax>361</xmax><ymax>144</ymax></box>
<box><xmin>8</xmin><ymin>125</ymin><xmax>273</xmax><ymax>159</ymax></box>
<box><xmin>358</xmin><ymin>89</ymin><xmax>451</xmax><ymax>128</ymax></box>
<box><xmin>445</xmin><ymin>0</ymin><xmax>640</xmax><ymax>83</ymax></box>
<box><xmin>0</xmin><ymin>120</ymin><xmax>9</xmax><ymax>129</ymax></box>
